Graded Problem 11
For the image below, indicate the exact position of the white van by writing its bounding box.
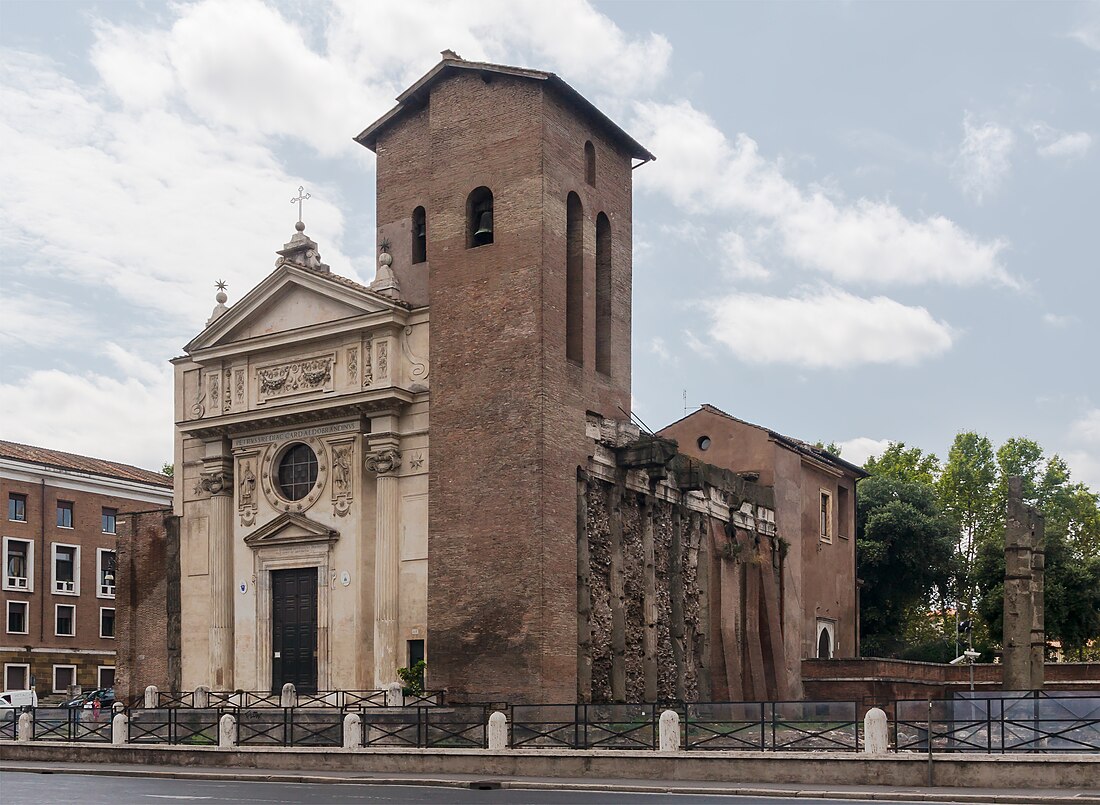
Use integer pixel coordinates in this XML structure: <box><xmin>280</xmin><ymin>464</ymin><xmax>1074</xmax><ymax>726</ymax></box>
<box><xmin>0</xmin><ymin>689</ymin><xmax>38</xmax><ymax>709</ymax></box>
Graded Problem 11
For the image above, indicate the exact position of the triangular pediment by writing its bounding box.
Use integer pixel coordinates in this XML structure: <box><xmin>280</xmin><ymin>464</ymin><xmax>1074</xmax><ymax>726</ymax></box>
<box><xmin>187</xmin><ymin>265</ymin><xmax>400</xmax><ymax>353</ymax></box>
<box><xmin>243</xmin><ymin>511</ymin><xmax>339</xmax><ymax>547</ymax></box>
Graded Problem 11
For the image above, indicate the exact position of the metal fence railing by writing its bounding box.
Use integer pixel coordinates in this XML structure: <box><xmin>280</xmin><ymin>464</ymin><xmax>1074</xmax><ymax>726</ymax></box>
<box><xmin>145</xmin><ymin>688</ymin><xmax>434</xmax><ymax>709</ymax></box>
<box><xmin>30</xmin><ymin>708</ymin><xmax>113</xmax><ymax>742</ymax></box>
<box><xmin>895</xmin><ymin>693</ymin><xmax>1100</xmax><ymax>753</ymax></box>
<box><xmin>129</xmin><ymin>708</ymin><xmax>221</xmax><ymax>745</ymax></box>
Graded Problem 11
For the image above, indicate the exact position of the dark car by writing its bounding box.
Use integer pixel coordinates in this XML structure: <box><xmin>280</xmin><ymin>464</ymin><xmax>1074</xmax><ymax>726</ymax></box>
<box><xmin>59</xmin><ymin>687</ymin><xmax>115</xmax><ymax>709</ymax></box>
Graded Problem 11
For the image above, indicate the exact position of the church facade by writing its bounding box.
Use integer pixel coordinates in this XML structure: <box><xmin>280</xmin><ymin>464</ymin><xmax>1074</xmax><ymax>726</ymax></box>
<box><xmin>166</xmin><ymin>53</ymin><xmax>857</xmax><ymax>703</ymax></box>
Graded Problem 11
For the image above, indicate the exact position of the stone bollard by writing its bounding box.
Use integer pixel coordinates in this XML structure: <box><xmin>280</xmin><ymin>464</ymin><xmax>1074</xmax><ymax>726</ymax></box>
<box><xmin>862</xmin><ymin>708</ymin><xmax>888</xmax><ymax>752</ymax></box>
<box><xmin>144</xmin><ymin>685</ymin><xmax>158</xmax><ymax>709</ymax></box>
<box><xmin>343</xmin><ymin>712</ymin><xmax>362</xmax><ymax>749</ymax></box>
<box><xmin>17</xmin><ymin>711</ymin><xmax>33</xmax><ymax>742</ymax></box>
<box><xmin>112</xmin><ymin>712</ymin><xmax>128</xmax><ymax>745</ymax></box>
<box><xmin>386</xmin><ymin>682</ymin><xmax>403</xmax><ymax>707</ymax></box>
<box><xmin>280</xmin><ymin>682</ymin><xmax>296</xmax><ymax>709</ymax></box>
<box><xmin>194</xmin><ymin>685</ymin><xmax>211</xmax><ymax>709</ymax></box>
<box><xmin>219</xmin><ymin>713</ymin><xmax>236</xmax><ymax>749</ymax></box>
<box><xmin>112</xmin><ymin>701</ymin><xmax>126</xmax><ymax>715</ymax></box>
<box><xmin>659</xmin><ymin>709</ymin><xmax>681</xmax><ymax>752</ymax></box>
<box><xmin>863</xmin><ymin>707</ymin><xmax>889</xmax><ymax>754</ymax></box>
<box><xmin>487</xmin><ymin>711</ymin><xmax>508</xmax><ymax>751</ymax></box>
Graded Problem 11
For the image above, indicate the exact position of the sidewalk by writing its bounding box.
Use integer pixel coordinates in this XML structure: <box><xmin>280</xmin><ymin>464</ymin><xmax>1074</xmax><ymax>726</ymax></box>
<box><xmin>3</xmin><ymin>759</ymin><xmax>1099</xmax><ymax>804</ymax></box>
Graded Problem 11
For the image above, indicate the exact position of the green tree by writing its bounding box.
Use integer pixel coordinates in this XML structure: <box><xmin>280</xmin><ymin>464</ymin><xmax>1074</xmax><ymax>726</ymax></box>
<box><xmin>161</xmin><ymin>462</ymin><xmax>174</xmax><ymax>478</ymax></box>
<box><xmin>856</xmin><ymin>473</ymin><xmax>954</xmax><ymax>657</ymax></box>
<box><xmin>863</xmin><ymin>442</ymin><xmax>940</xmax><ymax>486</ymax></box>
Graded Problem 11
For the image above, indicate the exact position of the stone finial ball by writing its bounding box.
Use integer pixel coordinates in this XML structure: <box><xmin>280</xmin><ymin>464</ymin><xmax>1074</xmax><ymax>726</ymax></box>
<box><xmin>295</xmin><ymin>221</ymin><xmax>306</xmax><ymax>232</ymax></box>
<box><xmin>216</xmin><ymin>291</ymin><xmax>228</xmax><ymax>304</ymax></box>
<box><xmin>379</xmin><ymin>252</ymin><xmax>393</xmax><ymax>267</ymax></box>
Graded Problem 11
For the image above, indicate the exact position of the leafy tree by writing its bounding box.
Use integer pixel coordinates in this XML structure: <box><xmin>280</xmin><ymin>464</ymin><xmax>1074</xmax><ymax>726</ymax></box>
<box><xmin>863</xmin><ymin>442</ymin><xmax>940</xmax><ymax>486</ymax></box>
<box><xmin>856</xmin><ymin>473</ymin><xmax>954</xmax><ymax>657</ymax></box>
<box><xmin>161</xmin><ymin>462</ymin><xmax>174</xmax><ymax>478</ymax></box>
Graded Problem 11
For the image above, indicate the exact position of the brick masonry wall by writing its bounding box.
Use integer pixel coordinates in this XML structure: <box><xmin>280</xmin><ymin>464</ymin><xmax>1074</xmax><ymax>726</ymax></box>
<box><xmin>374</xmin><ymin>70</ymin><xmax>637</xmax><ymax>703</ymax></box>
<box><xmin>114</xmin><ymin>509</ymin><xmax>180</xmax><ymax>701</ymax></box>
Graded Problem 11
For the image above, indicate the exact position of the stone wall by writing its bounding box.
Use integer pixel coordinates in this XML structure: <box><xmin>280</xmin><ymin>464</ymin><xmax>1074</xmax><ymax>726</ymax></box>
<box><xmin>803</xmin><ymin>657</ymin><xmax>1100</xmax><ymax>714</ymax></box>
<box><xmin>115</xmin><ymin>508</ymin><xmax>180</xmax><ymax>701</ymax></box>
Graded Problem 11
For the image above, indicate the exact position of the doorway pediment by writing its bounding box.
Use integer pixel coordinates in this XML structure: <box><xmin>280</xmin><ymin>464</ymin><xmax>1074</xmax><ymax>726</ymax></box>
<box><xmin>244</xmin><ymin>511</ymin><xmax>339</xmax><ymax>548</ymax></box>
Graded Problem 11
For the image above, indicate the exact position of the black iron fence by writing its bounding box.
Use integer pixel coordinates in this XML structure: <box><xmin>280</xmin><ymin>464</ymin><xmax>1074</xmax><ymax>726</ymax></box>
<box><xmin>30</xmin><ymin>708</ymin><xmax>112</xmax><ymax>742</ymax></box>
<box><xmin>895</xmin><ymin>693</ymin><xmax>1100</xmax><ymax>753</ymax></box>
<box><xmin>149</xmin><ymin>688</ymin><xmax>434</xmax><ymax>709</ymax></box>
<box><xmin>358</xmin><ymin>705</ymin><xmax>488</xmax><ymax>748</ymax></box>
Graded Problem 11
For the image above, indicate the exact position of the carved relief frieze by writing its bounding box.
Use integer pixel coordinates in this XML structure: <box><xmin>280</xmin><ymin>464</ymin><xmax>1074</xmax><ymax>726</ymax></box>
<box><xmin>207</xmin><ymin>372</ymin><xmax>220</xmax><ymax>415</ymax></box>
<box><xmin>255</xmin><ymin>354</ymin><xmax>335</xmax><ymax>404</ymax></box>
<box><xmin>401</xmin><ymin>325</ymin><xmax>428</xmax><ymax>382</ymax></box>
<box><xmin>376</xmin><ymin>341</ymin><xmax>389</xmax><ymax>382</ymax></box>
<box><xmin>237</xmin><ymin>457</ymin><xmax>258</xmax><ymax>527</ymax></box>
<box><xmin>362</xmin><ymin>339</ymin><xmax>373</xmax><ymax>387</ymax></box>
<box><xmin>234</xmin><ymin>369</ymin><xmax>245</xmax><ymax>407</ymax></box>
<box><xmin>328</xmin><ymin>438</ymin><xmax>355</xmax><ymax>517</ymax></box>
<box><xmin>365</xmin><ymin>447</ymin><xmax>401</xmax><ymax>476</ymax></box>
<box><xmin>223</xmin><ymin>369</ymin><xmax>232</xmax><ymax>412</ymax></box>
<box><xmin>409</xmin><ymin>450</ymin><xmax>426</xmax><ymax>471</ymax></box>
<box><xmin>346</xmin><ymin>348</ymin><xmax>358</xmax><ymax>384</ymax></box>
<box><xmin>191</xmin><ymin>387</ymin><xmax>207</xmax><ymax>420</ymax></box>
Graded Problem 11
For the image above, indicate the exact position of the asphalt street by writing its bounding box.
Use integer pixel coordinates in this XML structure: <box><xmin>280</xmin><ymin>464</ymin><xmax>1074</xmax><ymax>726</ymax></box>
<box><xmin>0</xmin><ymin>771</ymin><xmax>1004</xmax><ymax>805</ymax></box>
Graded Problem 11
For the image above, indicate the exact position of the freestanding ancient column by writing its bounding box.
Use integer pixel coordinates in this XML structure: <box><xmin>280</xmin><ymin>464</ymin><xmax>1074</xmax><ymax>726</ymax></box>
<box><xmin>367</xmin><ymin>445</ymin><xmax>402</xmax><ymax>688</ymax></box>
<box><xmin>1003</xmin><ymin>476</ymin><xmax>1044</xmax><ymax>690</ymax></box>
<box><xmin>199</xmin><ymin>462</ymin><xmax>234</xmax><ymax>690</ymax></box>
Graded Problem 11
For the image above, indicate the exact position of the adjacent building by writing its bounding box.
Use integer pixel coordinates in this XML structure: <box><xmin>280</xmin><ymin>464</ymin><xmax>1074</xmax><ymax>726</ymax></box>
<box><xmin>1</xmin><ymin>441</ymin><xmax>172</xmax><ymax>696</ymax></box>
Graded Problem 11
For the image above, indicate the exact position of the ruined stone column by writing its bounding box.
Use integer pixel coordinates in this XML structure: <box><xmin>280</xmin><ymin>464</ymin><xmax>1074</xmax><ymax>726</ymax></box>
<box><xmin>1029</xmin><ymin>508</ymin><xmax>1046</xmax><ymax>689</ymax></box>
<box><xmin>198</xmin><ymin>457</ymin><xmax>234</xmax><ymax>691</ymax></box>
<box><xmin>367</xmin><ymin>446</ymin><xmax>402</xmax><ymax>688</ymax></box>
<box><xmin>1003</xmin><ymin>476</ymin><xmax>1033</xmax><ymax>690</ymax></box>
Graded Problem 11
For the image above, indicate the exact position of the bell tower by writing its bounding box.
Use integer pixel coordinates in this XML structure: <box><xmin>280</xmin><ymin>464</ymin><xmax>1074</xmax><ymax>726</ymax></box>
<box><xmin>357</xmin><ymin>52</ymin><xmax>653</xmax><ymax>702</ymax></box>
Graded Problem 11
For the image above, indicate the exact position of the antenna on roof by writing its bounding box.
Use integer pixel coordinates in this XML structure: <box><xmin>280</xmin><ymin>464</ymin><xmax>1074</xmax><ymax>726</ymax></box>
<box><xmin>617</xmin><ymin>404</ymin><xmax>656</xmax><ymax>438</ymax></box>
<box><xmin>683</xmin><ymin>388</ymin><xmax>687</xmax><ymax>414</ymax></box>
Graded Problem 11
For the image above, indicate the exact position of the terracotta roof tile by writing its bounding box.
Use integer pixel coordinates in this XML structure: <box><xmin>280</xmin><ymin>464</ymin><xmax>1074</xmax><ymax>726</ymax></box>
<box><xmin>0</xmin><ymin>440</ymin><xmax>173</xmax><ymax>488</ymax></box>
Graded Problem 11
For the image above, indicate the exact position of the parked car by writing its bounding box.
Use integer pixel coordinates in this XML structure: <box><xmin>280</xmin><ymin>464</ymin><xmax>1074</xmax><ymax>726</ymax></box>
<box><xmin>59</xmin><ymin>687</ymin><xmax>114</xmax><ymax>709</ymax></box>
<box><xmin>0</xmin><ymin>689</ymin><xmax>38</xmax><ymax>709</ymax></box>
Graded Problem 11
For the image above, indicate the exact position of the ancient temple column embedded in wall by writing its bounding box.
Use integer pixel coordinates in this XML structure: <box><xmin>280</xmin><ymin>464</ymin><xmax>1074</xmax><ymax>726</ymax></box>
<box><xmin>367</xmin><ymin>431</ymin><xmax>402</xmax><ymax>688</ymax></box>
<box><xmin>201</xmin><ymin>443</ymin><xmax>234</xmax><ymax>690</ymax></box>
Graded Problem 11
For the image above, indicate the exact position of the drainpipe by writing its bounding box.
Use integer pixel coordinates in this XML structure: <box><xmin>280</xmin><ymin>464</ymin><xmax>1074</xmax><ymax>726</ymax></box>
<box><xmin>39</xmin><ymin>480</ymin><xmax>47</xmax><ymax>643</ymax></box>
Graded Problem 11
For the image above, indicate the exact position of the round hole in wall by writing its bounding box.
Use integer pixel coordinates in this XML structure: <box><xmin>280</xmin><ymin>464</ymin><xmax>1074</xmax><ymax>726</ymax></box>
<box><xmin>275</xmin><ymin>442</ymin><xmax>318</xmax><ymax>501</ymax></box>
<box><xmin>697</xmin><ymin>436</ymin><xmax>711</xmax><ymax>451</ymax></box>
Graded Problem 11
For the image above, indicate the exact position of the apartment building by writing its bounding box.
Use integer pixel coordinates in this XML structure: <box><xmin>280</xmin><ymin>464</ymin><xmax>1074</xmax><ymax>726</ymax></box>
<box><xmin>1</xmin><ymin>440</ymin><xmax>171</xmax><ymax>696</ymax></box>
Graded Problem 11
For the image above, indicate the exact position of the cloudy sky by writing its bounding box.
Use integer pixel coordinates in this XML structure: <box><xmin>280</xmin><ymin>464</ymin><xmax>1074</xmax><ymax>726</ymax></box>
<box><xmin>1</xmin><ymin>1</ymin><xmax>1098</xmax><ymax>489</ymax></box>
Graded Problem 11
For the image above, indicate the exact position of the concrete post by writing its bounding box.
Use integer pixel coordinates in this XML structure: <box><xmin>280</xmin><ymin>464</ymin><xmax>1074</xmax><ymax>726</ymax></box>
<box><xmin>488</xmin><ymin>711</ymin><xmax>508</xmax><ymax>751</ymax></box>
<box><xmin>16</xmin><ymin>711</ymin><xmax>32</xmax><ymax>742</ymax></box>
<box><xmin>863</xmin><ymin>707</ymin><xmax>889</xmax><ymax>754</ymax></box>
<box><xmin>386</xmin><ymin>681</ymin><xmax>403</xmax><ymax>707</ymax></box>
<box><xmin>218</xmin><ymin>713</ymin><xmax>236</xmax><ymax>749</ymax></box>
<box><xmin>367</xmin><ymin>445</ymin><xmax>402</xmax><ymax>688</ymax></box>
<box><xmin>194</xmin><ymin>685</ymin><xmax>211</xmax><ymax>709</ymax></box>
<box><xmin>144</xmin><ymin>685</ymin><xmax>158</xmax><ymax>709</ymax></box>
<box><xmin>112</xmin><ymin>712</ymin><xmax>128</xmax><ymax>745</ymax></box>
<box><xmin>280</xmin><ymin>682</ymin><xmax>296</xmax><ymax>709</ymax></box>
<box><xmin>342</xmin><ymin>712</ymin><xmax>362</xmax><ymax>749</ymax></box>
<box><xmin>112</xmin><ymin>701</ymin><xmax>125</xmax><ymax>715</ymax></box>
<box><xmin>659</xmin><ymin>709</ymin><xmax>681</xmax><ymax>752</ymax></box>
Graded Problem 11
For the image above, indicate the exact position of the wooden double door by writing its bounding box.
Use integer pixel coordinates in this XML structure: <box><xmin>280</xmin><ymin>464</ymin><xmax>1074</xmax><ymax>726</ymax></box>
<box><xmin>271</xmin><ymin>568</ymin><xmax>318</xmax><ymax>694</ymax></box>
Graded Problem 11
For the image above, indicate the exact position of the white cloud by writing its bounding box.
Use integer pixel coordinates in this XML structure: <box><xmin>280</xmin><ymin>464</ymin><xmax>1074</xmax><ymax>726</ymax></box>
<box><xmin>705</xmin><ymin>287</ymin><xmax>956</xmax><ymax>368</ymax></box>
<box><xmin>649</xmin><ymin>337</ymin><xmax>671</xmax><ymax>362</ymax></box>
<box><xmin>1042</xmin><ymin>312</ymin><xmax>1077</xmax><ymax>328</ymax></box>
<box><xmin>1030</xmin><ymin>123</ymin><xmax>1093</xmax><ymax>160</ymax></box>
<box><xmin>631</xmin><ymin>100</ymin><xmax>1012</xmax><ymax>288</ymax></box>
<box><xmin>1071</xmin><ymin>408</ymin><xmax>1100</xmax><ymax>444</ymax></box>
<box><xmin>836</xmin><ymin>436</ymin><xmax>892</xmax><ymax>467</ymax></box>
<box><xmin>0</xmin><ymin>350</ymin><xmax>173</xmax><ymax>472</ymax></box>
<box><xmin>953</xmin><ymin>113</ymin><xmax>1014</xmax><ymax>204</ymax></box>
<box><xmin>1065</xmin><ymin>408</ymin><xmax>1100</xmax><ymax>492</ymax></box>
<box><xmin>0</xmin><ymin>291</ymin><xmax>98</xmax><ymax>348</ymax></box>
<box><xmin>718</xmin><ymin>231</ymin><xmax>770</xmax><ymax>280</ymax></box>
<box><xmin>683</xmin><ymin>329</ymin><xmax>715</xmax><ymax>359</ymax></box>
<box><xmin>1069</xmin><ymin>15</ymin><xmax>1100</xmax><ymax>51</ymax></box>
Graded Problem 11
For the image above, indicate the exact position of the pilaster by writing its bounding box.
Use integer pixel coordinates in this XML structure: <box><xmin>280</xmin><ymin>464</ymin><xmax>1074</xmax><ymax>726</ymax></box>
<box><xmin>366</xmin><ymin>438</ymin><xmax>402</xmax><ymax>688</ymax></box>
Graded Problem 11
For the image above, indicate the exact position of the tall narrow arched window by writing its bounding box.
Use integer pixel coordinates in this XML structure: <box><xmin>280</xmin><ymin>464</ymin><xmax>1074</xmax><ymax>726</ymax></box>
<box><xmin>595</xmin><ymin>212</ymin><xmax>611</xmax><ymax>375</ymax></box>
<box><xmin>584</xmin><ymin>141</ymin><xmax>596</xmax><ymax>186</ymax></box>
<box><xmin>467</xmin><ymin>187</ymin><xmax>494</xmax><ymax>248</ymax></box>
<box><xmin>411</xmin><ymin>206</ymin><xmax>426</xmax><ymax>264</ymax></box>
<box><xmin>566</xmin><ymin>192</ymin><xmax>584</xmax><ymax>364</ymax></box>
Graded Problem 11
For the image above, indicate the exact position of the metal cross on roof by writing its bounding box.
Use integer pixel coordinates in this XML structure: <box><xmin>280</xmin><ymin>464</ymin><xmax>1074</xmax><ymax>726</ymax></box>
<box><xmin>291</xmin><ymin>186</ymin><xmax>311</xmax><ymax>223</ymax></box>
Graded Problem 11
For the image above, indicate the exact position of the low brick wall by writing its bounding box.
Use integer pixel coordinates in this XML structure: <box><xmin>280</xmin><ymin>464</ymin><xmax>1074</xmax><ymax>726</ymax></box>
<box><xmin>803</xmin><ymin>658</ymin><xmax>1100</xmax><ymax>714</ymax></box>
<box><xmin>2</xmin><ymin>741</ymin><xmax>1098</xmax><ymax>790</ymax></box>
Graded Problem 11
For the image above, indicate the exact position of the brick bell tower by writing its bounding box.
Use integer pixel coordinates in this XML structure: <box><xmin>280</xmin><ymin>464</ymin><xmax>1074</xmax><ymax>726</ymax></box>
<box><xmin>356</xmin><ymin>52</ymin><xmax>653</xmax><ymax>702</ymax></box>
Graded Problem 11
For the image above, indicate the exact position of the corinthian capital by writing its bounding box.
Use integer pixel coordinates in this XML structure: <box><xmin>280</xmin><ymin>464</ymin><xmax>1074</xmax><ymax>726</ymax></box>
<box><xmin>365</xmin><ymin>447</ymin><xmax>402</xmax><ymax>476</ymax></box>
<box><xmin>195</xmin><ymin>470</ymin><xmax>232</xmax><ymax>496</ymax></box>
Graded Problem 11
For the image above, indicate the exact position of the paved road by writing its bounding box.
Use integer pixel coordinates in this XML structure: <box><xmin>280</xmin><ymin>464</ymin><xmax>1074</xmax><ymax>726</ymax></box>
<box><xmin>0</xmin><ymin>771</ymin><xmax>990</xmax><ymax>805</ymax></box>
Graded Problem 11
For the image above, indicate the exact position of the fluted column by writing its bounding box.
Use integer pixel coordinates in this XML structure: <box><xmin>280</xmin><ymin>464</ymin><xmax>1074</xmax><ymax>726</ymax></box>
<box><xmin>366</xmin><ymin>446</ymin><xmax>402</xmax><ymax>688</ymax></box>
<box><xmin>199</xmin><ymin>467</ymin><xmax>234</xmax><ymax>690</ymax></box>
